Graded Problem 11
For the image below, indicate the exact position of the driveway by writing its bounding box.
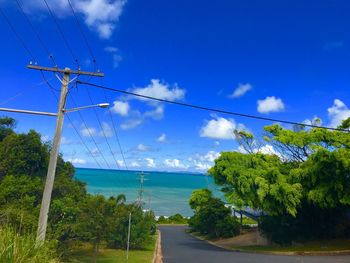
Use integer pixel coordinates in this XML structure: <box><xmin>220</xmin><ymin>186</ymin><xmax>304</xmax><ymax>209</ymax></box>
<box><xmin>158</xmin><ymin>225</ymin><xmax>350</xmax><ymax>263</ymax></box>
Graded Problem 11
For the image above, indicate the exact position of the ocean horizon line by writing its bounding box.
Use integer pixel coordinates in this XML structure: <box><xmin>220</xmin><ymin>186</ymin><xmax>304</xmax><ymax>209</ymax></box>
<box><xmin>75</xmin><ymin>167</ymin><xmax>208</xmax><ymax>176</ymax></box>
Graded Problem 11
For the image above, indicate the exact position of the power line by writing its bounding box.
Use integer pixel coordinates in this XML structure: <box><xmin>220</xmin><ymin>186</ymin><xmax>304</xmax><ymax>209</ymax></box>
<box><xmin>15</xmin><ymin>0</ymin><xmax>57</xmax><ymax>66</ymax></box>
<box><xmin>77</xmin><ymin>81</ymin><xmax>350</xmax><ymax>132</ymax></box>
<box><xmin>103</xmin><ymin>90</ymin><xmax>129</xmax><ymax>170</ymax></box>
<box><xmin>85</xmin><ymin>88</ymin><xmax>121</xmax><ymax>170</ymax></box>
<box><xmin>67</xmin><ymin>0</ymin><xmax>98</xmax><ymax>69</ymax></box>
<box><xmin>42</xmin><ymin>0</ymin><xmax>79</xmax><ymax>68</ymax></box>
<box><xmin>0</xmin><ymin>77</ymin><xmax>54</xmax><ymax>106</ymax></box>
<box><xmin>47</xmin><ymin>83</ymin><xmax>103</xmax><ymax>168</ymax></box>
<box><xmin>0</xmin><ymin>7</ymin><xmax>36</xmax><ymax>62</ymax></box>
<box><xmin>68</xmin><ymin>92</ymin><xmax>111</xmax><ymax>169</ymax></box>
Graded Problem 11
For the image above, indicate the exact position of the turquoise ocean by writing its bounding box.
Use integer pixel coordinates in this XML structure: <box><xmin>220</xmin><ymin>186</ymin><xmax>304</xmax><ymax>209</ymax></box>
<box><xmin>75</xmin><ymin>168</ymin><xmax>222</xmax><ymax>217</ymax></box>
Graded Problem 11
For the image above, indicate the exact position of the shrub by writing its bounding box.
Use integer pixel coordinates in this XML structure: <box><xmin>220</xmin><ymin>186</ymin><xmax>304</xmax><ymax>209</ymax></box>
<box><xmin>189</xmin><ymin>189</ymin><xmax>240</xmax><ymax>239</ymax></box>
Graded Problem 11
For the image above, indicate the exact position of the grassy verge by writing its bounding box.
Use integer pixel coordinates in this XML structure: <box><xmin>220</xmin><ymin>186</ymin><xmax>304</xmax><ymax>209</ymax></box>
<box><xmin>232</xmin><ymin>239</ymin><xmax>350</xmax><ymax>253</ymax></box>
<box><xmin>66</xmin><ymin>235</ymin><xmax>156</xmax><ymax>263</ymax></box>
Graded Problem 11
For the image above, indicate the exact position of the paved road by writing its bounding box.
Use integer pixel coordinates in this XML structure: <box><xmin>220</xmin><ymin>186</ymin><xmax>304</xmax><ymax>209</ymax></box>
<box><xmin>158</xmin><ymin>225</ymin><xmax>350</xmax><ymax>263</ymax></box>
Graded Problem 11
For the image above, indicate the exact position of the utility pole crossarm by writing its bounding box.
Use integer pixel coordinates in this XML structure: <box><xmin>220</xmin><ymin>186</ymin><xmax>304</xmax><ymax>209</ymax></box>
<box><xmin>27</xmin><ymin>64</ymin><xmax>104</xmax><ymax>77</ymax></box>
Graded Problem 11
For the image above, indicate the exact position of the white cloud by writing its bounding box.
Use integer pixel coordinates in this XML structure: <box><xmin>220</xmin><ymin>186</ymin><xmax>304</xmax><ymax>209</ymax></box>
<box><xmin>157</xmin><ymin>133</ymin><xmax>166</xmax><ymax>142</ymax></box>
<box><xmin>144</xmin><ymin>105</ymin><xmax>164</xmax><ymax>120</ymax></box>
<box><xmin>202</xmin><ymin>151</ymin><xmax>220</xmax><ymax>162</ymax></box>
<box><xmin>88</xmin><ymin>148</ymin><xmax>100</xmax><ymax>157</ymax></box>
<box><xmin>68</xmin><ymin>158</ymin><xmax>87</xmax><ymax>165</ymax></box>
<box><xmin>193</xmin><ymin>161</ymin><xmax>211</xmax><ymax>171</ymax></box>
<box><xmin>100</xmin><ymin>122</ymin><xmax>113</xmax><ymax>137</ymax></box>
<box><xmin>258</xmin><ymin>144</ymin><xmax>278</xmax><ymax>155</ymax></box>
<box><xmin>327</xmin><ymin>99</ymin><xmax>350</xmax><ymax>128</ymax></box>
<box><xmin>237</xmin><ymin>144</ymin><xmax>281</xmax><ymax>158</ymax></box>
<box><xmin>303</xmin><ymin>116</ymin><xmax>322</xmax><ymax>127</ymax></box>
<box><xmin>112</xmin><ymin>100</ymin><xmax>129</xmax><ymax>116</ymax></box>
<box><xmin>137</xmin><ymin>144</ymin><xmax>150</xmax><ymax>152</ymax></box>
<box><xmin>131</xmin><ymin>79</ymin><xmax>185</xmax><ymax>103</ymax></box>
<box><xmin>188</xmin><ymin>151</ymin><xmax>220</xmax><ymax>172</ymax></box>
<box><xmin>257</xmin><ymin>96</ymin><xmax>285</xmax><ymax>114</ymax></box>
<box><xmin>80</xmin><ymin>126</ymin><xmax>97</xmax><ymax>137</ymax></box>
<box><xmin>104</xmin><ymin>46</ymin><xmax>122</xmax><ymax>68</ymax></box>
<box><xmin>120</xmin><ymin>119</ymin><xmax>143</xmax><ymax>130</ymax></box>
<box><xmin>117</xmin><ymin>79</ymin><xmax>185</xmax><ymax>130</ymax></box>
<box><xmin>75</xmin><ymin>0</ymin><xmax>126</xmax><ymax>39</ymax></box>
<box><xmin>200</xmin><ymin>117</ymin><xmax>245</xmax><ymax>140</ymax></box>
<box><xmin>61</xmin><ymin>136</ymin><xmax>73</xmax><ymax>145</ymax></box>
<box><xmin>229</xmin><ymin>83</ymin><xmax>252</xmax><ymax>98</ymax></box>
<box><xmin>164</xmin><ymin>159</ymin><xmax>188</xmax><ymax>169</ymax></box>
<box><xmin>130</xmin><ymin>161</ymin><xmax>140</xmax><ymax>167</ymax></box>
<box><xmin>104</xmin><ymin>46</ymin><xmax>118</xmax><ymax>52</ymax></box>
<box><xmin>20</xmin><ymin>0</ymin><xmax>126</xmax><ymax>39</ymax></box>
<box><xmin>111</xmin><ymin>53</ymin><xmax>122</xmax><ymax>68</ymax></box>
<box><xmin>116</xmin><ymin>160</ymin><xmax>124</xmax><ymax>167</ymax></box>
<box><xmin>41</xmin><ymin>135</ymin><xmax>50</xmax><ymax>142</ymax></box>
<box><xmin>145</xmin><ymin>158</ymin><xmax>156</xmax><ymax>168</ymax></box>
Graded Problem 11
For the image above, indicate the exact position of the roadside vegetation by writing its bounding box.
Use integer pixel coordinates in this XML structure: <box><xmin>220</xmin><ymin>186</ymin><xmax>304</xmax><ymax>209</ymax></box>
<box><xmin>207</xmin><ymin>118</ymin><xmax>350</xmax><ymax>245</ymax></box>
<box><xmin>157</xmin><ymin>213</ymin><xmax>188</xmax><ymax>224</ymax></box>
<box><xmin>0</xmin><ymin>225</ymin><xmax>59</xmax><ymax>263</ymax></box>
<box><xmin>0</xmin><ymin>117</ymin><xmax>156</xmax><ymax>262</ymax></box>
<box><xmin>188</xmin><ymin>189</ymin><xmax>240</xmax><ymax>239</ymax></box>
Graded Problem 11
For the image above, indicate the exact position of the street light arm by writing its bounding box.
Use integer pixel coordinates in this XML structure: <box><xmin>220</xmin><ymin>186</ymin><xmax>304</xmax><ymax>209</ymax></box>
<box><xmin>0</xmin><ymin>107</ymin><xmax>57</xmax><ymax>117</ymax></box>
<box><xmin>63</xmin><ymin>103</ymin><xmax>110</xmax><ymax>113</ymax></box>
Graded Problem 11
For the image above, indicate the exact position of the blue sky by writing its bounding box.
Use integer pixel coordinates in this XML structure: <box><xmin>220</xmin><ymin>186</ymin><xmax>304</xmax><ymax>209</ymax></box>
<box><xmin>1</xmin><ymin>0</ymin><xmax>350</xmax><ymax>172</ymax></box>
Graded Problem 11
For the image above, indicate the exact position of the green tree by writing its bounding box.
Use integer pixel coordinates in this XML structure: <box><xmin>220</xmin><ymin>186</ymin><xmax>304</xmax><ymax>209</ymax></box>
<box><xmin>0</xmin><ymin>117</ymin><xmax>15</xmax><ymax>141</ymax></box>
<box><xmin>77</xmin><ymin>195</ymin><xmax>115</xmax><ymax>263</ymax></box>
<box><xmin>188</xmin><ymin>189</ymin><xmax>240</xmax><ymax>238</ymax></box>
<box><xmin>208</xmin><ymin>119</ymin><xmax>350</xmax><ymax>244</ymax></box>
<box><xmin>0</xmin><ymin>130</ymin><xmax>49</xmax><ymax>179</ymax></box>
<box><xmin>189</xmin><ymin>188</ymin><xmax>212</xmax><ymax>212</ymax></box>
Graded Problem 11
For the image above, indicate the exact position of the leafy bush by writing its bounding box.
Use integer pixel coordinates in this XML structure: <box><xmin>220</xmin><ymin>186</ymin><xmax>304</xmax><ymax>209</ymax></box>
<box><xmin>0</xmin><ymin>225</ymin><xmax>59</xmax><ymax>263</ymax></box>
<box><xmin>188</xmin><ymin>189</ymin><xmax>240</xmax><ymax>239</ymax></box>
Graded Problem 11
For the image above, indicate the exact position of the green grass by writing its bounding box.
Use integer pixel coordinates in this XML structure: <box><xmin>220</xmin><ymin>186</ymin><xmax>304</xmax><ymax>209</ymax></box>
<box><xmin>232</xmin><ymin>239</ymin><xmax>350</xmax><ymax>253</ymax></box>
<box><xmin>0</xmin><ymin>225</ymin><xmax>59</xmax><ymax>263</ymax></box>
<box><xmin>67</xmin><ymin>248</ymin><xmax>154</xmax><ymax>263</ymax></box>
<box><xmin>66</xmin><ymin>235</ymin><xmax>156</xmax><ymax>263</ymax></box>
<box><xmin>241</xmin><ymin>217</ymin><xmax>257</xmax><ymax>225</ymax></box>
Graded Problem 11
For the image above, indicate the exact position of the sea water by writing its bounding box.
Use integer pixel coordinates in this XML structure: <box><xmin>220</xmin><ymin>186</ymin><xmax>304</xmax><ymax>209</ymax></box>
<box><xmin>75</xmin><ymin>168</ymin><xmax>223</xmax><ymax>217</ymax></box>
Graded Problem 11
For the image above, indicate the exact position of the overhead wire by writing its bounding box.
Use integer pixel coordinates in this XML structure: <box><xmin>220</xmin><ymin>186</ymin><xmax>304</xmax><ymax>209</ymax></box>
<box><xmin>0</xmin><ymin>7</ymin><xmax>36</xmax><ymax>62</ymax></box>
<box><xmin>85</xmin><ymin>88</ymin><xmax>121</xmax><ymax>170</ymax></box>
<box><xmin>68</xmin><ymin>92</ymin><xmax>111</xmax><ymax>169</ymax></box>
<box><xmin>0</xmin><ymin>77</ymin><xmax>55</xmax><ymax>106</ymax></box>
<box><xmin>77</xmin><ymin>81</ymin><xmax>350</xmax><ymax>133</ymax></box>
<box><xmin>42</xmin><ymin>0</ymin><xmax>79</xmax><ymax>69</ymax></box>
<box><xmin>103</xmin><ymin>90</ymin><xmax>129</xmax><ymax>170</ymax></box>
<box><xmin>66</xmin><ymin>0</ymin><xmax>98</xmax><ymax>70</ymax></box>
<box><xmin>48</xmin><ymin>87</ymin><xmax>103</xmax><ymax>168</ymax></box>
<box><xmin>0</xmin><ymin>3</ymin><xmax>105</xmax><ymax>169</ymax></box>
<box><xmin>15</xmin><ymin>0</ymin><xmax>57</xmax><ymax>67</ymax></box>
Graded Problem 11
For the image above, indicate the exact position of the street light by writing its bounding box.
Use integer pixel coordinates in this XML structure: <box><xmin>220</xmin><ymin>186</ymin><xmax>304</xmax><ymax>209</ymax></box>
<box><xmin>63</xmin><ymin>103</ymin><xmax>110</xmax><ymax>113</ymax></box>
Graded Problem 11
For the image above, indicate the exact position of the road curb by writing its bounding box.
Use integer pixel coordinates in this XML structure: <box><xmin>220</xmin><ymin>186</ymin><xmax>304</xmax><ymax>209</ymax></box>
<box><xmin>189</xmin><ymin>232</ymin><xmax>350</xmax><ymax>256</ymax></box>
<box><xmin>153</xmin><ymin>230</ymin><xmax>163</xmax><ymax>263</ymax></box>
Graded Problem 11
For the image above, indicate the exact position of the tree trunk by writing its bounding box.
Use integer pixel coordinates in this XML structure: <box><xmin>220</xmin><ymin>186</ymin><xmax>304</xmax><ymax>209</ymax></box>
<box><xmin>92</xmin><ymin>240</ymin><xmax>99</xmax><ymax>263</ymax></box>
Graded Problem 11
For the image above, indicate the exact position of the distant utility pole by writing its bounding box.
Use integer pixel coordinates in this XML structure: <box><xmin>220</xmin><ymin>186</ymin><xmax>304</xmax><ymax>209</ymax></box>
<box><xmin>137</xmin><ymin>171</ymin><xmax>149</xmax><ymax>207</ymax></box>
<box><xmin>126</xmin><ymin>212</ymin><xmax>131</xmax><ymax>260</ymax></box>
<box><xmin>26</xmin><ymin>65</ymin><xmax>104</xmax><ymax>245</ymax></box>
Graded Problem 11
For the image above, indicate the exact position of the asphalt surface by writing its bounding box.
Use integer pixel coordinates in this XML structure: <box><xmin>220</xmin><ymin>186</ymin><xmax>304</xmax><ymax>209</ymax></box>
<box><xmin>158</xmin><ymin>225</ymin><xmax>350</xmax><ymax>263</ymax></box>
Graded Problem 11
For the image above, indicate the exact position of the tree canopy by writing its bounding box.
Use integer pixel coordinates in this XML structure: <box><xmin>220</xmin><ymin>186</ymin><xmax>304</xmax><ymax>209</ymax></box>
<box><xmin>209</xmin><ymin>118</ymin><xmax>350</xmax><ymax>243</ymax></box>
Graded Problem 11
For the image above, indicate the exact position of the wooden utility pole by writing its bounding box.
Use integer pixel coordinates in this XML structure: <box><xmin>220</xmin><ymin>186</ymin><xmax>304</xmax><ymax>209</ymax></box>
<box><xmin>27</xmin><ymin>65</ymin><xmax>104</xmax><ymax>245</ymax></box>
